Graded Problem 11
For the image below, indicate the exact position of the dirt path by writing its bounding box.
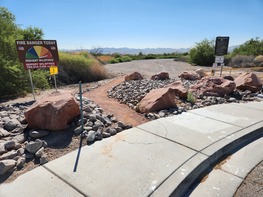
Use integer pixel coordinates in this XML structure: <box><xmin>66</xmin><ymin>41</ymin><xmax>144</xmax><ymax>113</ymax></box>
<box><xmin>84</xmin><ymin>76</ymin><xmax>149</xmax><ymax>126</ymax></box>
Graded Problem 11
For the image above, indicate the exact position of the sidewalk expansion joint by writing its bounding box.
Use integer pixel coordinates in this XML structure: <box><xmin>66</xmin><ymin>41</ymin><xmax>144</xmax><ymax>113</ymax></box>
<box><xmin>135</xmin><ymin>127</ymin><xmax>199</xmax><ymax>152</ymax></box>
<box><xmin>188</xmin><ymin>111</ymin><xmax>244</xmax><ymax>128</ymax></box>
<box><xmin>200</xmin><ymin>120</ymin><xmax>263</xmax><ymax>153</ymax></box>
<box><xmin>43</xmin><ymin>166</ymin><xmax>87</xmax><ymax>197</ymax></box>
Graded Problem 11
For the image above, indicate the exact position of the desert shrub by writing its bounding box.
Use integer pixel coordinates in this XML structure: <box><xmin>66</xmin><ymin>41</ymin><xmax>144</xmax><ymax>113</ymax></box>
<box><xmin>254</xmin><ymin>55</ymin><xmax>263</xmax><ymax>67</ymax></box>
<box><xmin>189</xmin><ymin>39</ymin><xmax>215</xmax><ymax>66</ymax></box>
<box><xmin>121</xmin><ymin>56</ymin><xmax>132</xmax><ymax>62</ymax></box>
<box><xmin>88</xmin><ymin>61</ymin><xmax>107</xmax><ymax>81</ymax></box>
<box><xmin>109</xmin><ymin>56</ymin><xmax>132</xmax><ymax>64</ymax></box>
<box><xmin>232</xmin><ymin>38</ymin><xmax>263</xmax><ymax>56</ymax></box>
<box><xmin>113</xmin><ymin>53</ymin><xmax>121</xmax><ymax>58</ymax></box>
<box><xmin>229</xmin><ymin>55</ymin><xmax>255</xmax><ymax>68</ymax></box>
<box><xmin>109</xmin><ymin>58</ymin><xmax>119</xmax><ymax>64</ymax></box>
<box><xmin>144</xmin><ymin>54</ymin><xmax>156</xmax><ymax>59</ymax></box>
<box><xmin>187</xmin><ymin>92</ymin><xmax>196</xmax><ymax>104</ymax></box>
<box><xmin>57</xmin><ymin>52</ymin><xmax>106</xmax><ymax>84</ymax></box>
<box><xmin>31</xmin><ymin>69</ymin><xmax>50</xmax><ymax>90</ymax></box>
<box><xmin>116</xmin><ymin>57</ymin><xmax>123</xmax><ymax>62</ymax></box>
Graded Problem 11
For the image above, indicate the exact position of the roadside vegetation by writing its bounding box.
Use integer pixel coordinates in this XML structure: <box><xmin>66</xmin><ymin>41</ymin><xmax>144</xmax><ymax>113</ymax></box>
<box><xmin>188</xmin><ymin>37</ymin><xmax>263</xmax><ymax>67</ymax></box>
<box><xmin>96</xmin><ymin>52</ymin><xmax>189</xmax><ymax>64</ymax></box>
<box><xmin>0</xmin><ymin>7</ymin><xmax>106</xmax><ymax>100</ymax></box>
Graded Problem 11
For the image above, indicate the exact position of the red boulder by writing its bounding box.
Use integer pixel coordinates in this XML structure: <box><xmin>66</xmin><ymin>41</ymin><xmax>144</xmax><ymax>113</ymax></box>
<box><xmin>25</xmin><ymin>91</ymin><xmax>80</xmax><ymax>131</ymax></box>
<box><xmin>138</xmin><ymin>81</ymin><xmax>187</xmax><ymax>113</ymax></box>
<box><xmin>125</xmin><ymin>72</ymin><xmax>143</xmax><ymax>81</ymax></box>
<box><xmin>151</xmin><ymin>72</ymin><xmax>170</xmax><ymax>80</ymax></box>
<box><xmin>235</xmin><ymin>73</ymin><xmax>262</xmax><ymax>92</ymax></box>
<box><xmin>179</xmin><ymin>70</ymin><xmax>201</xmax><ymax>80</ymax></box>
<box><xmin>189</xmin><ymin>76</ymin><xmax>236</xmax><ymax>97</ymax></box>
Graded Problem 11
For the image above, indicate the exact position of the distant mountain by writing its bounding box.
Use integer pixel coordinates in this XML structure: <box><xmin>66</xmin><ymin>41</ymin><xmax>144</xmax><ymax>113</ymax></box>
<box><xmin>61</xmin><ymin>45</ymin><xmax>239</xmax><ymax>55</ymax></box>
<box><xmin>228</xmin><ymin>45</ymin><xmax>239</xmax><ymax>52</ymax></box>
<box><xmin>98</xmin><ymin>47</ymin><xmax>189</xmax><ymax>55</ymax></box>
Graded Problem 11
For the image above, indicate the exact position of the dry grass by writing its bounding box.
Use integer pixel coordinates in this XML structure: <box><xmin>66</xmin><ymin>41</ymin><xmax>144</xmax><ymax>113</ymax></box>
<box><xmin>97</xmin><ymin>55</ymin><xmax>113</xmax><ymax>62</ymax></box>
<box><xmin>89</xmin><ymin>61</ymin><xmax>108</xmax><ymax>80</ymax></box>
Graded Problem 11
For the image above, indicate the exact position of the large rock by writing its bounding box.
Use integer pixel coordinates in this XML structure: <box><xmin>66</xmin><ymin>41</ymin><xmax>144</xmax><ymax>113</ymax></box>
<box><xmin>25</xmin><ymin>91</ymin><xmax>80</xmax><ymax>131</ymax></box>
<box><xmin>195</xmin><ymin>69</ymin><xmax>206</xmax><ymax>78</ymax></box>
<box><xmin>179</xmin><ymin>70</ymin><xmax>201</xmax><ymax>80</ymax></box>
<box><xmin>125</xmin><ymin>72</ymin><xmax>143</xmax><ymax>81</ymax></box>
<box><xmin>189</xmin><ymin>76</ymin><xmax>236</xmax><ymax>97</ymax></box>
<box><xmin>164</xmin><ymin>81</ymin><xmax>188</xmax><ymax>98</ymax></box>
<box><xmin>25</xmin><ymin>141</ymin><xmax>43</xmax><ymax>154</ymax></box>
<box><xmin>235</xmin><ymin>73</ymin><xmax>262</xmax><ymax>92</ymax></box>
<box><xmin>138</xmin><ymin>84</ymin><xmax>186</xmax><ymax>113</ymax></box>
<box><xmin>3</xmin><ymin>118</ymin><xmax>21</xmax><ymax>131</ymax></box>
<box><xmin>0</xmin><ymin>159</ymin><xmax>17</xmax><ymax>175</ymax></box>
<box><xmin>151</xmin><ymin>72</ymin><xmax>169</xmax><ymax>80</ymax></box>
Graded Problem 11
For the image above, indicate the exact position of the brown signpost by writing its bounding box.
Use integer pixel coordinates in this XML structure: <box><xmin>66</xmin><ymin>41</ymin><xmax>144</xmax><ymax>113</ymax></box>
<box><xmin>16</xmin><ymin>40</ymin><xmax>59</xmax><ymax>69</ymax></box>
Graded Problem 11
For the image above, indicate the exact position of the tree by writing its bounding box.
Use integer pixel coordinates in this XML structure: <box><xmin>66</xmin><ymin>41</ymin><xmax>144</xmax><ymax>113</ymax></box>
<box><xmin>189</xmin><ymin>39</ymin><xmax>215</xmax><ymax>66</ymax></box>
<box><xmin>20</xmin><ymin>26</ymin><xmax>44</xmax><ymax>40</ymax></box>
<box><xmin>90</xmin><ymin>46</ymin><xmax>103</xmax><ymax>56</ymax></box>
<box><xmin>232</xmin><ymin>38</ymin><xmax>263</xmax><ymax>56</ymax></box>
<box><xmin>0</xmin><ymin>7</ymin><xmax>45</xmax><ymax>99</ymax></box>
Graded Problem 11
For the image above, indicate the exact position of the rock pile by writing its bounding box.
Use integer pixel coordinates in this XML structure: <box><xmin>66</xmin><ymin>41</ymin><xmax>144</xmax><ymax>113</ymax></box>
<box><xmin>108</xmin><ymin>72</ymin><xmax>263</xmax><ymax>120</ymax></box>
<box><xmin>0</xmin><ymin>95</ymin><xmax>130</xmax><ymax>176</ymax></box>
<box><xmin>108</xmin><ymin>79</ymin><xmax>177</xmax><ymax>109</ymax></box>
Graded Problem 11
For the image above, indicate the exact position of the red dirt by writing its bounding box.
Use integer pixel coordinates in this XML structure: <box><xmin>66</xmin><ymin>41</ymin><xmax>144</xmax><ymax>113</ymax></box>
<box><xmin>84</xmin><ymin>76</ymin><xmax>149</xmax><ymax>126</ymax></box>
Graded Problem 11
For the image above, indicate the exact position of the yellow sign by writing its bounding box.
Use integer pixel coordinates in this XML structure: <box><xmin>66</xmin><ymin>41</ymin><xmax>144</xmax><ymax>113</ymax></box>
<box><xmin>50</xmin><ymin>66</ymin><xmax>58</xmax><ymax>75</ymax></box>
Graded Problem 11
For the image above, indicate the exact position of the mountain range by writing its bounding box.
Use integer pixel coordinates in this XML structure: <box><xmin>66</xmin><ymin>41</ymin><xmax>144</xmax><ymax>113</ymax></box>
<box><xmin>62</xmin><ymin>45</ymin><xmax>238</xmax><ymax>55</ymax></box>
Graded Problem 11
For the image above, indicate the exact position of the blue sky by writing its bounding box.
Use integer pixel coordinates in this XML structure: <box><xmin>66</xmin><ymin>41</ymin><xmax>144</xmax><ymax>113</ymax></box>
<box><xmin>1</xmin><ymin>0</ymin><xmax>263</xmax><ymax>49</ymax></box>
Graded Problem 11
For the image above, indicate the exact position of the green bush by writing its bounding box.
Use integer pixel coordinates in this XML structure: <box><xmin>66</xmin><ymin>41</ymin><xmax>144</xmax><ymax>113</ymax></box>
<box><xmin>109</xmin><ymin>56</ymin><xmax>132</xmax><ymax>64</ymax></box>
<box><xmin>187</xmin><ymin>92</ymin><xmax>196</xmax><ymax>104</ymax></box>
<box><xmin>232</xmin><ymin>38</ymin><xmax>263</xmax><ymax>56</ymax></box>
<box><xmin>122</xmin><ymin>56</ymin><xmax>132</xmax><ymax>62</ymax></box>
<box><xmin>189</xmin><ymin>39</ymin><xmax>215</xmax><ymax>66</ymax></box>
<box><xmin>109</xmin><ymin>58</ymin><xmax>119</xmax><ymax>64</ymax></box>
<box><xmin>144</xmin><ymin>54</ymin><xmax>156</xmax><ymax>59</ymax></box>
<box><xmin>31</xmin><ymin>69</ymin><xmax>50</xmax><ymax>90</ymax></box>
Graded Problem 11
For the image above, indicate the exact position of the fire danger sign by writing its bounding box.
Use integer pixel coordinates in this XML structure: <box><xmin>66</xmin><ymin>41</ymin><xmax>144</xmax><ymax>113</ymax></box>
<box><xmin>16</xmin><ymin>40</ymin><xmax>59</xmax><ymax>69</ymax></box>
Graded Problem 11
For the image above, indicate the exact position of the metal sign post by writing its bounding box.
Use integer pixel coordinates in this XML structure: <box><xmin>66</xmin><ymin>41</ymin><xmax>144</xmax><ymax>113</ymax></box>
<box><xmin>215</xmin><ymin>56</ymin><xmax>224</xmax><ymax>77</ymax></box>
<box><xmin>53</xmin><ymin>74</ymin><xmax>57</xmax><ymax>91</ymax></box>
<box><xmin>28</xmin><ymin>69</ymin><xmax>36</xmax><ymax>101</ymax></box>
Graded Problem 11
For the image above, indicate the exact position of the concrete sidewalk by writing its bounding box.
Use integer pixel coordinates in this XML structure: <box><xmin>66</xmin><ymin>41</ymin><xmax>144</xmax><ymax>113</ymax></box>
<box><xmin>0</xmin><ymin>101</ymin><xmax>263</xmax><ymax>197</ymax></box>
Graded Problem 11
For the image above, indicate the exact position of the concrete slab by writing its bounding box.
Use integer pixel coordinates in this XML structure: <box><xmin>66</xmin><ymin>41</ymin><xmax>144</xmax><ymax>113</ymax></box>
<box><xmin>0</xmin><ymin>166</ymin><xmax>83</xmax><ymax>197</ymax></box>
<box><xmin>138</xmin><ymin>112</ymin><xmax>241</xmax><ymax>151</ymax></box>
<box><xmin>44</xmin><ymin>128</ymin><xmax>197</xmax><ymax>197</ymax></box>
<box><xmin>201</xmin><ymin>121</ymin><xmax>263</xmax><ymax>162</ymax></box>
<box><xmin>151</xmin><ymin>153</ymin><xmax>209</xmax><ymax>197</ymax></box>
<box><xmin>189</xmin><ymin>169</ymin><xmax>243</xmax><ymax>197</ymax></box>
<box><xmin>189</xmin><ymin>103</ymin><xmax>263</xmax><ymax>127</ymax></box>
<box><xmin>221</xmin><ymin>137</ymin><xmax>263</xmax><ymax>178</ymax></box>
<box><xmin>231</xmin><ymin>101</ymin><xmax>263</xmax><ymax>111</ymax></box>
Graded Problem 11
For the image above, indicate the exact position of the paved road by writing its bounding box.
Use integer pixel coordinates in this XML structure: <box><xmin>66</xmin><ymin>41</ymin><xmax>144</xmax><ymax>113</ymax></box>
<box><xmin>104</xmin><ymin>59</ymin><xmax>205</xmax><ymax>78</ymax></box>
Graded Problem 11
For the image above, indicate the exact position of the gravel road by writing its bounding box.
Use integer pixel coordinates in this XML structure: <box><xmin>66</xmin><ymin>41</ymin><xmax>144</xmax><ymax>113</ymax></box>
<box><xmin>104</xmin><ymin>59</ymin><xmax>205</xmax><ymax>78</ymax></box>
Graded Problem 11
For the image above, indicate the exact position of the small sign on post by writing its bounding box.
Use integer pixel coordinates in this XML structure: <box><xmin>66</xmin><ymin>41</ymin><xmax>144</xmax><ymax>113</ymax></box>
<box><xmin>49</xmin><ymin>66</ymin><xmax>58</xmax><ymax>91</ymax></box>
<box><xmin>50</xmin><ymin>66</ymin><xmax>58</xmax><ymax>75</ymax></box>
<box><xmin>214</xmin><ymin>36</ymin><xmax>229</xmax><ymax>77</ymax></box>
